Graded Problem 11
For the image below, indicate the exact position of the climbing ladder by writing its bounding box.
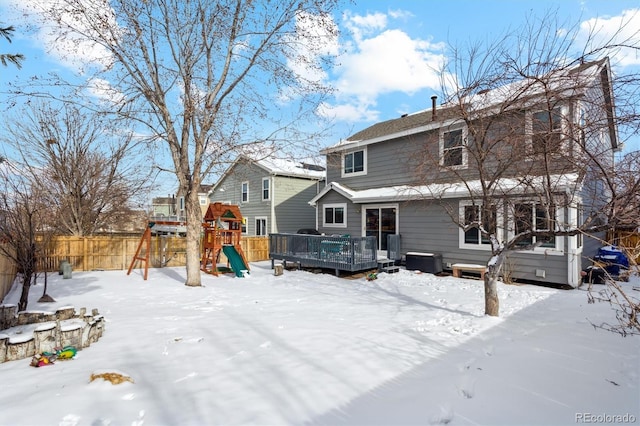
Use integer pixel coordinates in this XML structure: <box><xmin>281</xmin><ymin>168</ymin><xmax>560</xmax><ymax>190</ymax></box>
<box><xmin>128</xmin><ymin>220</ymin><xmax>186</xmax><ymax>280</ymax></box>
<box><xmin>127</xmin><ymin>226</ymin><xmax>152</xmax><ymax>280</ymax></box>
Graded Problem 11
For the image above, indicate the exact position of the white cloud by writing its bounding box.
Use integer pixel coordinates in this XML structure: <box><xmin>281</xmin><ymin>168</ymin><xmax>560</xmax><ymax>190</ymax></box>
<box><xmin>2</xmin><ymin>0</ymin><xmax>116</xmax><ymax>74</ymax></box>
<box><xmin>284</xmin><ymin>10</ymin><xmax>339</xmax><ymax>86</ymax></box>
<box><xmin>336</xmin><ymin>29</ymin><xmax>444</xmax><ymax>98</ymax></box>
<box><xmin>326</xmin><ymin>10</ymin><xmax>447</xmax><ymax>123</ymax></box>
<box><xmin>317</xmin><ymin>101</ymin><xmax>379</xmax><ymax>123</ymax></box>
<box><xmin>579</xmin><ymin>9</ymin><xmax>640</xmax><ymax>67</ymax></box>
<box><xmin>388</xmin><ymin>9</ymin><xmax>413</xmax><ymax>21</ymax></box>
<box><xmin>86</xmin><ymin>77</ymin><xmax>124</xmax><ymax>106</ymax></box>
<box><xmin>342</xmin><ymin>10</ymin><xmax>387</xmax><ymax>43</ymax></box>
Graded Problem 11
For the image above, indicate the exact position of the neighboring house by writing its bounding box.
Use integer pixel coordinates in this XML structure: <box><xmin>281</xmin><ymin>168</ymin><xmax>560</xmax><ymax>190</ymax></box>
<box><xmin>209</xmin><ymin>155</ymin><xmax>325</xmax><ymax>236</ymax></box>
<box><xmin>152</xmin><ymin>184</ymin><xmax>214</xmax><ymax>219</ymax></box>
<box><xmin>149</xmin><ymin>184</ymin><xmax>212</xmax><ymax>235</ymax></box>
<box><xmin>198</xmin><ymin>184</ymin><xmax>214</xmax><ymax>217</ymax></box>
<box><xmin>151</xmin><ymin>195</ymin><xmax>181</xmax><ymax>219</ymax></box>
<box><xmin>310</xmin><ymin>58</ymin><xmax>619</xmax><ymax>287</ymax></box>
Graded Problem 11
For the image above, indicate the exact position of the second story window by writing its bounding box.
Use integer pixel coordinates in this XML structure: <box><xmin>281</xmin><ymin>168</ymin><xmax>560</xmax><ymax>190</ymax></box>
<box><xmin>440</xmin><ymin>126</ymin><xmax>467</xmax><ymax>168</ymax></box>
<box><xmin>531</xmin><ymin>107</ymin><xmax>563</xmax><ymax>154</ymax></box>
<box><xmin>241</xmin><ymin>182</ymin><xmax>249</xmax><ymax>203</ymax></box>
<box><xmin>342</xmin><ymin>148</ymin><xmax>367</xmax><ymax>177</ymax></box>
<box><xmin>262</xmin><ymin>177</ymin><xmax>270</xmax><ymax>201</ymax></box>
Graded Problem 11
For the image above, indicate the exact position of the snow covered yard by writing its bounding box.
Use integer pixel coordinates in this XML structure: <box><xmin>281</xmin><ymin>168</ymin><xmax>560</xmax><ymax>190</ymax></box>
<box><xmin>0</xmin><ymin>261</ymin><xmax>638</xmax><ymax>426</ymax></box>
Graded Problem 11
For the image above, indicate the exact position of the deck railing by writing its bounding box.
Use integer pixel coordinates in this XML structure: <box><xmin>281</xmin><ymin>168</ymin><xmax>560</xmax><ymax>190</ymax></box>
<box><xmin>268</xmin><ymin>233</ymin><xmax>378</xmax><ymax>275</ymax></box>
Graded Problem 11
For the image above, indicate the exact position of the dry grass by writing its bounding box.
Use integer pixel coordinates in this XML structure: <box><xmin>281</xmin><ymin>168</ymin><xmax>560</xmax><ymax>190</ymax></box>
<box><xmin>89</xmin><ymin>372</ymin><xmax>134</xmax><ymax>385</ymax></box>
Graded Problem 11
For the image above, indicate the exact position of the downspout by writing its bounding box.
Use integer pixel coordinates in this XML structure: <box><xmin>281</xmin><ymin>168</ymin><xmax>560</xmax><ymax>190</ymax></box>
<box><xmin>564</xmin><ymin>191</ymin><xmax>580</xmax><ymax>287</ymax></box>
<box><xmin>313</xmin><ymin>179</ymin><xmax>324</xmax><ymax>231</ymax></box>
<box><xmin>270</xmin><ymin>175</ymin><xmax>276</xmax><ymax>234</ymax></box>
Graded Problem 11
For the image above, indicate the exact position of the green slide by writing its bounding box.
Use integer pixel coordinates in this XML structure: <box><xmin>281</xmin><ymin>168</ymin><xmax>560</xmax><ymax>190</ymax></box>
<box><xmin>222</xmin><ymin>245</ymin><xmax>249</xmax><ymax>277</ymax></box>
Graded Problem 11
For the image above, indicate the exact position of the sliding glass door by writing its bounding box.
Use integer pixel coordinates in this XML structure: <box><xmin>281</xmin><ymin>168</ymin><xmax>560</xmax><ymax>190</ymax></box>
<box><xmin>364</xmin><ymin>205</ymin><xmax>397</xmax><ymax>251</ymax></box>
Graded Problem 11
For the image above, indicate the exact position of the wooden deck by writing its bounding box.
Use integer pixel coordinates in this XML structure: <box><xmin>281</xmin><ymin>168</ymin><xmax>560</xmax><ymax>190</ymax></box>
<box><xmin>268</xmin><ymin>233</ymin><xmax>378</xmax><ymax>276</ymax></box>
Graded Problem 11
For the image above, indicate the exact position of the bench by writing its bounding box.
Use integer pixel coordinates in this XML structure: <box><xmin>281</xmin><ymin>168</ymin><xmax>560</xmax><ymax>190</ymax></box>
<box><xmin>452</xmin><ymin>263</ymin><xmax>485</xmax><ymax>280</ymax></box>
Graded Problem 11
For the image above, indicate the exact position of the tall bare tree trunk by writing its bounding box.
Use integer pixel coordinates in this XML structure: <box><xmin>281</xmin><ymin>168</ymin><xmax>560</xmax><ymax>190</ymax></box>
<box><xmin>18</xmin><ymin>243</ymin><xmax>36</xmax><ymax>311</ymax></box>
<box><xmin>18</xmin><ymin>275</ymin><xmax>31</xmax><ymax>312</ymax></box>
<box><xmin>184</xmin><ymin>187</ymin><xmax>203</xmax><ymax>287</ymax></box>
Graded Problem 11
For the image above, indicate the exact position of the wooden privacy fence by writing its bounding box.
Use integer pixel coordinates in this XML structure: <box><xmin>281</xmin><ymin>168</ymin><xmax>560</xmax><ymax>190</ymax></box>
<box><xmin>608</xmin><ymin>230</ymin><xmax>640</xmax><ymax>264</ymax></box>
<box><xmin>0</xmin><ymin>244</ymin><xmax>17</xmax><ymax>302</ymax></box>
<box><xmin>37</xmin><ymin>235</ymin><xmax>270</xmax><ymax>273</ymax></box>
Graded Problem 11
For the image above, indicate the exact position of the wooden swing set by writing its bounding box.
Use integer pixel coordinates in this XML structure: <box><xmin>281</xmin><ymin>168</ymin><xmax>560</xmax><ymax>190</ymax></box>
<box><xmin>127</xmin><ymin>219</ymin><xmax>186</xmax><ymax>280</ymax></box>
<box><xmin>127</xmin><ymin>203</ymin><xmax>249</xmax><ymax>280</ymax></box>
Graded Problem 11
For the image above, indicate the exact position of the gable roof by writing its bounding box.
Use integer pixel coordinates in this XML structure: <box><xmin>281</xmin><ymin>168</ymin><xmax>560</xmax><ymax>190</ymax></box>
<box><xmin>203</xmin><ymin>202</ymin><xmax>243</xmax><ymax>222</ymax></box>
<box><xmin>323</xmin><ymin>58</ymin><xmax>618</xmax><ymax>154</ymax></box>
<box><xmin>211</xmin><ymin>154</ymin><xmax>325</xmax><ymax>193</ymax></box>
<box><xmin>343</xmin><ymin>105</ymin><xmax>460</xmax><ymax>145</ymax></box>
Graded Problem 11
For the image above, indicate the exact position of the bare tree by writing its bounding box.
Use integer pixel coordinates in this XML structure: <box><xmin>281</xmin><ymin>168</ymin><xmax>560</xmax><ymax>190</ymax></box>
<box><xmin>16</xmin><ymin>0</ymin><xmax>341</xmax><ymax>286</ymax></box>
<box><xmin>612</xmin><ymin>151</ymin><xmax>640</xmax><ymax>230</ymax></box>
<box><xmin>0</xmin><ymin>160</ymin><xmax>48</xmax><ymax>311</ymax></box>
<box><xmin>2</xmin><ymin>102</ymin><xmax>152</xmax><ymax>236</ymax></box>
<box><xmin>586</xmin><ymin>150</ymin><xmax>640</xmax><ymax>336</ymax></box>
<box><xmin>412</xmin><ymin>12</ymin><xmax>640</xmax><ymax>318</ymax></box>
<box><xmin>0</xmin><ymin>25</ymin><xmax>24</xmax><ymax>68</ymax></box>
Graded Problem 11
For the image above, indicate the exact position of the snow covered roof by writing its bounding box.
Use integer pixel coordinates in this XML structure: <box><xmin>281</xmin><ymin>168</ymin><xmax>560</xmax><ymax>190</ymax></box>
<box><xmin>309</xmin><ymin>174</ymin><xmax>581</xmax><ymax>206</ymax></box>
<box><xmin>212</xmin><ymin>154</ymin><xmax>325</xmax><ymax>193</ymax></box>
<box><xmin>253</xmin><ymin>156</ymin><xmax>326</xmax><ymax>180</ymax></box>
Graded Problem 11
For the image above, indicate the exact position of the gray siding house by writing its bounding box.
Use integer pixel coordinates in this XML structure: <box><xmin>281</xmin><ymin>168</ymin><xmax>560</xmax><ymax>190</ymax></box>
<box><xmin>310</xmin><ymin>59</ymin><xmax>619</xmax><ymax>287</ymax></box>
<box><xmin>209</xmin><ymin>155</ymin><xmax>325</xmax><ymax>236</ymax></box>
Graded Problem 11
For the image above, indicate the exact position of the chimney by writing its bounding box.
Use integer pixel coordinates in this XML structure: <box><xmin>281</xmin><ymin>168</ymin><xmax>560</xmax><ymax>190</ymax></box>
<box><xmin>431</xmin><ymin>95</ymin><xmax>438</xmax><ymax>120</ymax></box>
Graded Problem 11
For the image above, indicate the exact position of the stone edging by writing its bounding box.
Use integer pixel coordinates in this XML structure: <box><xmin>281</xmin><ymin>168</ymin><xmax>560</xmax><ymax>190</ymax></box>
<box><xmin>0</xmin><ymin>305</ymin><xmax>105</xmax><ymax>363</ymax></box>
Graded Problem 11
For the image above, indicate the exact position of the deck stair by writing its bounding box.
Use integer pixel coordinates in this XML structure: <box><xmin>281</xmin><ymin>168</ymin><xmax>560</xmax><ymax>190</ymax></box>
<box><xmin>378</xmin><ymin>258</ymin><xmax>399</xmax><ymax>274</ymax></box>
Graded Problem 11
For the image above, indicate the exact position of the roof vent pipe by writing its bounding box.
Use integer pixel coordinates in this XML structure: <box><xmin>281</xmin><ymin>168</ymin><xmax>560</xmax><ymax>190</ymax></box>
<box><xmin>431</xmin><ymin>95</ymin><xmax>437</xmax><ymax>120</ymax></box>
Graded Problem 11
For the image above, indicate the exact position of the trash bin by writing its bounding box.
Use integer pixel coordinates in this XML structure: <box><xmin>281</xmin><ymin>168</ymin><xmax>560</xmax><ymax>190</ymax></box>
<box><xmin>405</xmin><ymin>252</ymin><xmax>443</xmax><ymax>274</ymax></box>
<box><xmin>60</xmin><ymin>261</ymin><xmax>72</xmax><ymax>279</ymax></box>
<box><xmin>594</xmin><ymin>246</ymin><xmax>629</xmax><ymax>277</ymax></box>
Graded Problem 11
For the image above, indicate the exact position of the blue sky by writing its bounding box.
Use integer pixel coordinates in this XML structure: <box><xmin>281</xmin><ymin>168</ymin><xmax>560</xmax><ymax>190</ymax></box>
<box><xmin>320</xmin><ymin>0</ymin><xmax>640</xmax><ymax>142</ymax></box>
<box><xmin>1</xmin><ymin>0</ymin><xmax>639</xmax><ymax>193</ymax></box>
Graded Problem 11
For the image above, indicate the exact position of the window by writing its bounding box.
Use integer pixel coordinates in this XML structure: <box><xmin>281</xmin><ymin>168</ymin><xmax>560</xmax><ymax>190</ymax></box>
<box><xmin>342</xmin><ymin>148</ymin><xmax>367</xmax><ymax>177</ymax></box>
<box><xmin>459</xmin><ymin>201</ymin><xmax>498</xmax><ymax>249</ymax></box>
<box><xmin>199</xmin><ymin>196</ymin><xmax>207</xmax><ymax>205</ymax></box>
<box><xmin>241</xmin><ymin>217</ymin><xmax>247</xmax><ymax>234</ymax></box>
<box><xmin>513</xmin><ymin>202</ymin><xmax>556</xmax><ymax>249</ymax></box>
<box><xmin>241</xmin><ymin>182</ymin><xmax>249</xmax><ymax>203</ymax></box>
<box><xmin>255</xmin><ymin>217</ymin><xmax>267</xmax><ymax>236</ymax></box>
<box><xmin>440</xmin><ymin>126</ymin><xmax>467</xmax><ymax>168</ymax></box>
<box><xmin>531</xmin><ymin>107</ymin><xmax>563</xmax><ymax>154</ymax></box>
<box><xmin>261</xmin><ymin>178</ymin><xmax>270</xmax><ymax>201</ymax></box>
<box><xmin>323</xmin><ymin>203</ymin><xmax>346</xmax><ymax>228</ymax></box>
